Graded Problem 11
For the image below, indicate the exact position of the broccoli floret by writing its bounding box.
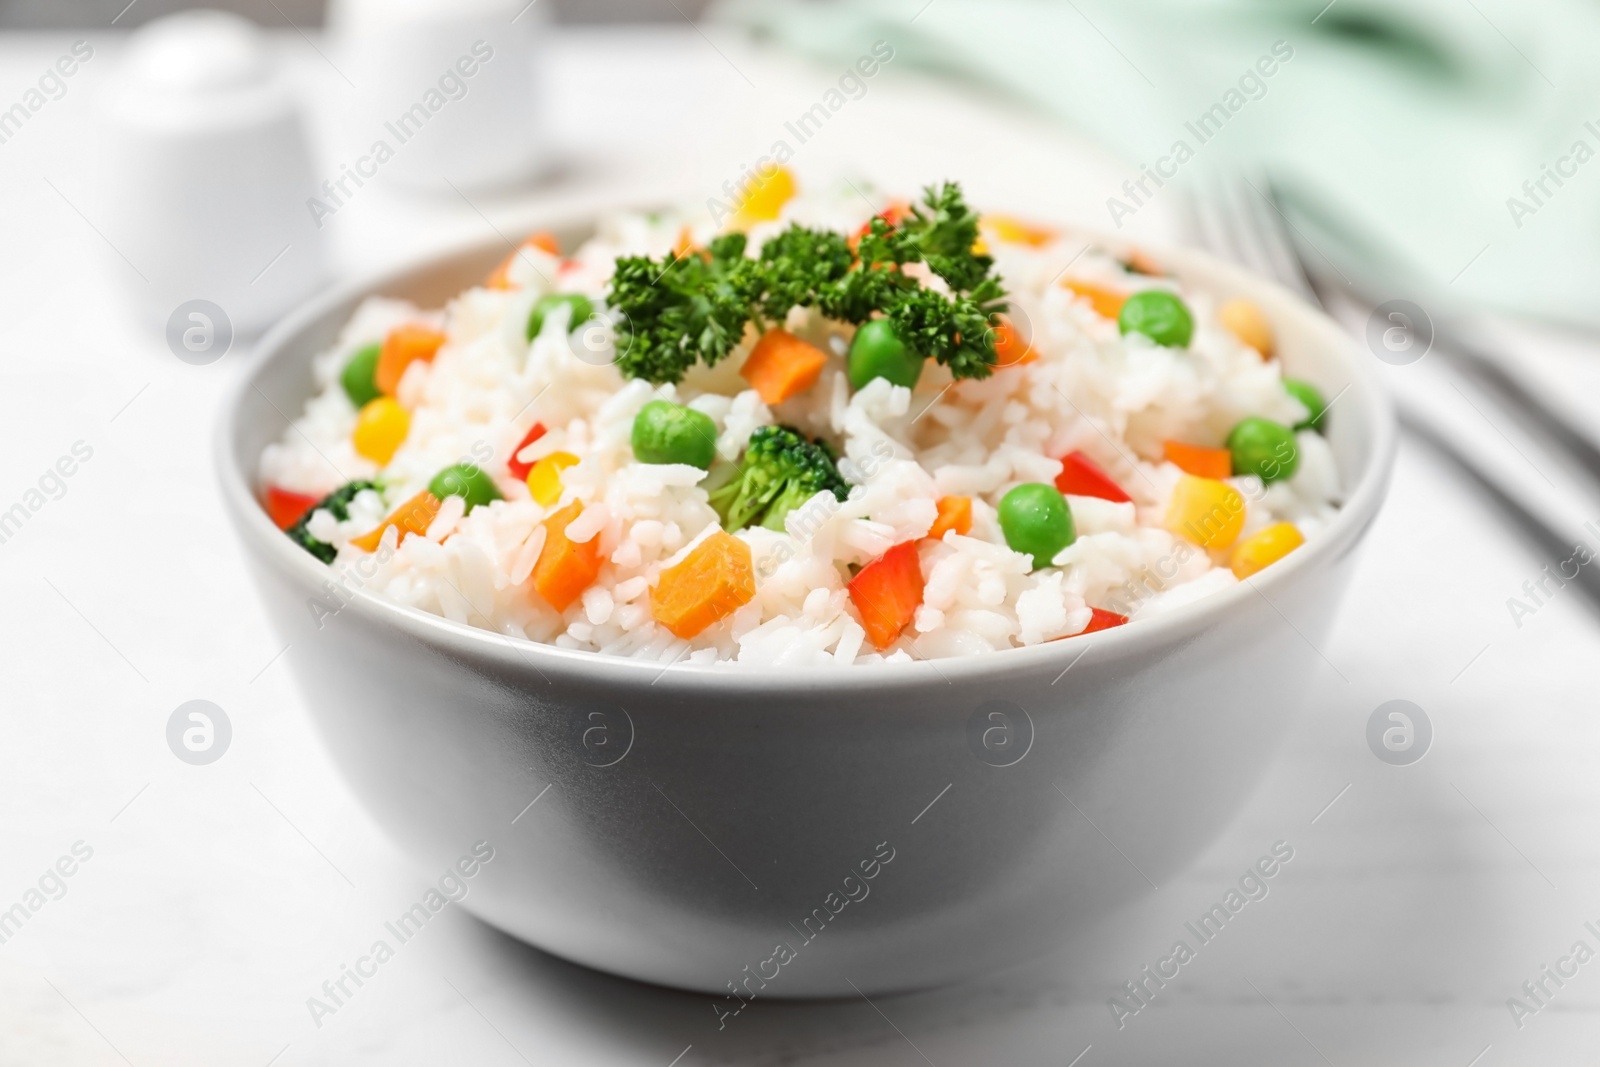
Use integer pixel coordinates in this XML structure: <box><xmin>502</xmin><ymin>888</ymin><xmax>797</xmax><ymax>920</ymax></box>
<box><xmin>707</xmin><ymin>425</ymin><xmax>849</xmax><ymax>533</ymax></box>
<box><xmin>286</xmin><ymin>480</ymin><xmax>376</xmax><ymax>564</ymax></box>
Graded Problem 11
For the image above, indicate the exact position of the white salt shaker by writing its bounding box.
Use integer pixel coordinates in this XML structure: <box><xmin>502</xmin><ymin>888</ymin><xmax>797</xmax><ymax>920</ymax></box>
<box><xmin>95</xmin><ymin>10</ymin><xmax>325</xmax><ymax>338</ymax></box>
<box><xmin>327</xmin><ymin>0</ymin><xmax>547</xmax><ymax>195</ymax></box>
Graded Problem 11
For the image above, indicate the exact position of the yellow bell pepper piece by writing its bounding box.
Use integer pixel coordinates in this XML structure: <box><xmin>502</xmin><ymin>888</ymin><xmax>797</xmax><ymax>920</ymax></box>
<box><xmin>526</xmin><ymin>451</ymin><xmax>579</xmax><ymax>506</ymax></box>
<box><xmin>731</xmin><ymin>165</ymin><xmax>796</xmax><ymax>227</ymax></box>
<box><xmin>1230</xmin><ymin>522</ymin><xmax>1305</xmax><ymax>579</ymax></box>
<box><xmin>982</xmin><ymin>213</ymin><xmax>1058</xmax><ymax>247</ymax></box>
<box><xmin>352</xmin><ymin>397</ymin><xmax>410</xmax><ymax>465</ymax></box>
<box><xmin>1165</xmin><ymin>474</ymin><xmax>1246</xmax><ymax>550</ymax></box>
<box><xmin>1219</xmin><ymin>297</ymin><xmax>1273</xmax><ymax>358</ymax></box>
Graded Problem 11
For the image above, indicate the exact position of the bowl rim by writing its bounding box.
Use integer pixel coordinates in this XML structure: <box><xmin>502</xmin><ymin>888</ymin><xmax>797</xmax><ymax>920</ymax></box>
<box><xmin>216</xmin><ymin>204</ymin><xmax>1398</xmax><ymax>695</ymax></box>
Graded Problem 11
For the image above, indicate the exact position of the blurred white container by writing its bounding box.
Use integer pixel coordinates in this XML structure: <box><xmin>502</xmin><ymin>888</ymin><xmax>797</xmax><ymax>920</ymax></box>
<box><xmin>328</xmin><ymin>0</ymin><xmax>547</xmax><ymax>194</ymax></box>
<box><xmin>96</xmin><ymin>10</ymin><xmax>325</xmax><ymax>336</ymax></box>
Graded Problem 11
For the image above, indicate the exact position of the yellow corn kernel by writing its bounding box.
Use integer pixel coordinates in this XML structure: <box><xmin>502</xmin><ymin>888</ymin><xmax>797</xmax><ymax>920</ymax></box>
<box><xmin>526</xmin><ymin>451</ymin><xmax>579</xmax><ymax>506</ymax></box>
<box><xmin>1165</xmin><ymin>474</ymin><xmax>1246</xmax><ymax>550</ymax></box>
<box><xmin>982</xmin><ymin>213</ymin><xmax>1057</xmax><ymax>247</ymax></box>
<box><xmin>352</xmin><ymin>397</ymin><xmax>410</xmax><ymax>465</ymax></box>
<box><xmin>1230</xmin><ymin>522</ymin><xmax>1305</xmax><ymax>579</ymax></box>
<box><xmin>1219</xmin><ymin>297</ymin><xmax>1273</xmax><ymax>358</ymax></box>
<box><xmin>731</xmin><ymin>165</ymin><xmax>796</xmax><ymax>226</ymax></box>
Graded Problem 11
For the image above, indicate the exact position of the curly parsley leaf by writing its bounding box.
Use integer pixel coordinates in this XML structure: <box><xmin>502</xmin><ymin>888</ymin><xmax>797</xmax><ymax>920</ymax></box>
<box><xmin>608</xmin><ymin>181</ymin><xmax>1009</xmax><ymax>385</ymax></box>
<box><xmin>755</xmin><ymin>226</ymin><xmax>854</xmax><ymax>324</ymax></box>
<box><xmin>610</xmin><ymin>234</ymin><xmax>762</xmax><ymax>385</ymax></box>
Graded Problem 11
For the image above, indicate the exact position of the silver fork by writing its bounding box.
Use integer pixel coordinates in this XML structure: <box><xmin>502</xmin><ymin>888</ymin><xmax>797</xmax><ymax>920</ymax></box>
<box><xmin>1186</xmin><ymin>172</ymin><xmax>1600</xmax><ymax>609</ymax></box>
<box><xmin>1202</xmin><ymin>175</ymin><xmax>1600</xmax><ymax>483</ymax></box>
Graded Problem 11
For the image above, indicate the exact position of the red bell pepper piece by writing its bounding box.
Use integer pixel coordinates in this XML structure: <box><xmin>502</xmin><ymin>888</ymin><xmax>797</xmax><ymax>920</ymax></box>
<box><xmin>1080</xmin><ymin>607</ymin><xmax>1129</xmax><ymax>634</ymax></box>
<box><xmin>850</xmin><ymin>201</ymin><xmax>911</xmax><ymax>249</ymax></box>
<box><xmin>264</xmin><ymin>486</ymin><xmax>320</xmax><ymax>530</ymax></box>
<box><xmin>506</xmin><ymin>422</ymin><xmax>548</xmax><ymax>482</ymax></box>
<box><xmin>848</xmin><ymin>540</ymin><xmax>925</xmax><ymax>650</ymax></box>
<box><xmin>1055</xmin><ymin>451</ymin><xmax>1131</xmax><ymax>503</ymax></box>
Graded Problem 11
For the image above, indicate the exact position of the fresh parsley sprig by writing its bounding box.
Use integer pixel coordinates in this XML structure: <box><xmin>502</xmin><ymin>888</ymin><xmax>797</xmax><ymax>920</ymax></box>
<box><xmin>606</xmin><ymin>182</ymin><xmax>1008</xmax><ymax>385</ymax></box>
<box><xmin>607</xmin><ymin>233</ymin><xmax>763</xmax><ymax>386</ymax></box>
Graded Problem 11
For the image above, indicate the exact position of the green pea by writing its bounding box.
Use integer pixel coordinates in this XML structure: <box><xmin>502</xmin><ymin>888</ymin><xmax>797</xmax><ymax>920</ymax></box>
<box><xmin>998</xmin><ymin>483</ymin><xmax>1076</xmax><ymax>571</ymax></box>
<box><xmin>428</xmin><ymin>463</ymin><xmax>503</xmax><ymax>512</ymax></box>
<box><xmin>848</xmin><ymin>319</ymin><xmax>924</xmax><ymax>390</ymax></box>
<box><xmin>1227</xmin><ymin>417</ymin><xmax>1299</xmax><ymax>484</ymax></box>
<box><xmin>340</xmin><ymin>343</ymin><xmax>382</xmax><ymax>408</ymax></box>
<box><xmin>1283</xmin><ymin>378</ymin><xmax>1327</xmax><ymax>433</ymax></box>
<box><xmin>631</xmin><ymin>399</ymin><xmax>718</xmax><ymax>470</ymax></box>
<box><xmin>1118</xmin><ymin>290</ymin><xmax>1194</xmax><ymax>348</ymax></box>
<box><xmin>526</xmin><ymin>293</ymin><xmax>595</xmax><ymax>341</ymax></box>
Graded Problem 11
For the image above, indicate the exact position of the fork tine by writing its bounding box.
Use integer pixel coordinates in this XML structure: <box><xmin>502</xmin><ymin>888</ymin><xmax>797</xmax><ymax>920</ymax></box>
<box><xmin>1188</xmin><ymin>168</ymin><xmax>1315</xmax><ymax>302</ymax></box>
<box><xmin>1218</xmin><ymin>171</ymin><xmax>1281</xmax><ymax>283</ymax></box>
<box><xmin>1237</xmin><ymin>174</ymin><xmax>1316</xmax><ymax>300</ymax></box>
<box><xmin>1187</xmin><ymin>168</ymin><xmax>1600</xmax><ymax>588</ymax></box>
<box><xmin>1185</xmin><ymin>171</ymin><xmax>1245</xmax><ymax>269</ymax></box>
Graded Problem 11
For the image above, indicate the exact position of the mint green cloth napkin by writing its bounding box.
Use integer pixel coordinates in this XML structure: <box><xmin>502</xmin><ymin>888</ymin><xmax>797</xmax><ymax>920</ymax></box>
<box><xmin>714</xmin><ymin>0</ymin><xmax>1600</xmax><ymax>330</ymax></box>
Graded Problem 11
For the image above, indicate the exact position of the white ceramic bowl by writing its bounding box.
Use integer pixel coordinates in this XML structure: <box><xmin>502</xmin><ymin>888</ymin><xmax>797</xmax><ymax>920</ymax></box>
<box><xmin>217</xmin><ymin>210</ymin><xmax>1396</xmax><ymax>996</ymax></box>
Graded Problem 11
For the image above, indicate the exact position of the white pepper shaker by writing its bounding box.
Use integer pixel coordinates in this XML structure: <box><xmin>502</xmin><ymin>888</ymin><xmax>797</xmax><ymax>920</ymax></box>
<box><xmin>327</xmin><ymin>0</ymin><xmax>548</xmax><ymax>195</ymax></box>
<box><xmin>95</xmin><ymin>10</ymin><xmax>325</xmax><ymax>338</ymax></box>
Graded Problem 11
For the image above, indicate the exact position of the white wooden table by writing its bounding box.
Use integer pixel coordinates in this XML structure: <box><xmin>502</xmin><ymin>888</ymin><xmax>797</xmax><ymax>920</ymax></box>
<box><xmin>2</xmin><ymin>23</ymin><xmax>1598</xmax><ymax>1067</ymax></box>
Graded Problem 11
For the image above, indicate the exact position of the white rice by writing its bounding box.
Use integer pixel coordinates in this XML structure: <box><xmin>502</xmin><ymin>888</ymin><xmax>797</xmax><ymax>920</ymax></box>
<box><xmin>259</xmin><ymin>182</ymin><xmax>1340</xmax><ymax>667</ymax></box>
